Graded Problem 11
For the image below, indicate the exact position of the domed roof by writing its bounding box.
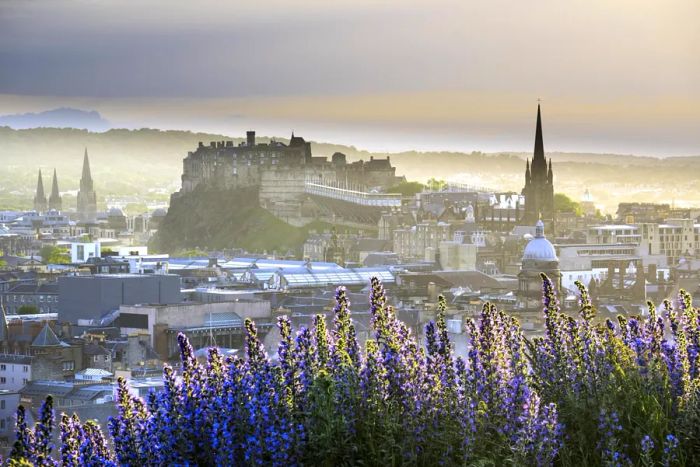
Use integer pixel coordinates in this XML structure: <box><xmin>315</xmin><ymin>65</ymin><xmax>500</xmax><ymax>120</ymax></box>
<box><xmin>522</xmin><ymin>220</ymin><xmax>558</xmax><ymax>261</ymax></box>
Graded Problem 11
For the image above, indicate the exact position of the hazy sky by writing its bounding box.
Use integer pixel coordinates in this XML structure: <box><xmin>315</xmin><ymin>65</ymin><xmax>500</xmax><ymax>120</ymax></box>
<box><xmin>1</xmin><ymin>0</ymin><xmax>699</xmax><ymax>155</ymax></box>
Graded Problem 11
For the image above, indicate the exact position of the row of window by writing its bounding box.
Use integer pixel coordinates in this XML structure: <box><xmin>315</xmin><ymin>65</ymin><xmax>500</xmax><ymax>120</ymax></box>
<box><xmin>0</xmin><ymin>364</ymin><xmax>29</xmax><ymax>372</ymax></box>
<box><xmin>0</xmin><ymin>377</ymin><xmax>28</xmax><ymax>385</ymax></box>
<box><xmin>2</xmin><ymin>294</ymin><xmax>58</xmax><ymax>303</ymax></box>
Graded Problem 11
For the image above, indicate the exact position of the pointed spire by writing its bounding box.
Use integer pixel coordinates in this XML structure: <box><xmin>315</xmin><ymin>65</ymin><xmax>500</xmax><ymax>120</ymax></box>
<box><xmin>81</xmin><ymin>148</ymin><xmax>93</xmax><ymax>185</ymax></box>
<box><xmin>49</xmin><ymin>169</ymin><xmax>62</xmax><ymax>211</ymax></box>
<box><xmin>34</xmin><ymin>170</ymin><xmax>47</xmax><ymax>213</ymax></box>
<box><xmin>525</xmin><ymin>159</ymin><xmax>531</xmax><ymax>185</ymax></box>
<box><xmin>533</xmin><ymin>104</ymin><xmax>545</xmax><ymax>163</ymax></box>
<box><xmin>35</xmin><ymin>170</ymin><xmax>45</xmax><ymax>199</ymax></box>
<box><xmin>547</xmin><ymin>158</ymin><xmax>553</xmax><ymax>183</ymax></box>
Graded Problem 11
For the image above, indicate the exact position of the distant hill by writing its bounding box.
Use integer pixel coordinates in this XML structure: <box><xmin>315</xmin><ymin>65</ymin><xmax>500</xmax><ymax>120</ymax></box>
<box><xmin>0</xmin><ymin>126</ymin><xmax>699</xmax><ymax>214</ymax></box>
<box><xmin>0</xmin><ymin>108</ymin><xmax>111</xmax><ymax>132</ymax></box>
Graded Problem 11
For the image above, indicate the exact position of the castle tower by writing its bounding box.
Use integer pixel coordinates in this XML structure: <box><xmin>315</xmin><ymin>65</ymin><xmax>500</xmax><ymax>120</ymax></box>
<box><xmin>77</xmin><ymin>148</ymin><xmax>97</xmax><ymax>223</ymax></box>
<box><xmin>521</xmin><ymin>105</ymin><xmax>554</xmax><ymax>224</ymax></box>
<box><xmin>49</xmin><ymin>169</ymin><xmax>62</xmax><ymax>211</ymax></box>
<box><xmin>34</xmin><ymin>170</ymin><xmax>48</xmax><ymax>213</ymax></box>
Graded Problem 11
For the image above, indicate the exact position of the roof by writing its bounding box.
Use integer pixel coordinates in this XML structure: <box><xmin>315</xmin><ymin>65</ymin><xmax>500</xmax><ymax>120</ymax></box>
<box><xmin>434</xmin><ymin>270</ymin><xmax>507</xmax><ymax>291</ymax></box>
<box><xmin>6</xmin><ymin>282</ymin><xmax>59</xmax><ymax>294</ymax></box>
<box><xmin>273</xmin><ymin>268</ymin><xmax>396</xmax><ymax>289</ymax></box>
<box><xmin>522</xmin><ymin>221</ymin><xmax>558</xmax><ymax>262</ymax></box>
<box><xmin>76</xmin><ymin>368</ymin><xmax>113</xmax><ymax>377</ymax></box>
<box><xmin>0</xmin><ymin>354</ymin><xmax>32</xmax><ymax>364</ymax></box>
<box><xmin>83</xmin><ymin>342</ymin><xmax>111</xmax><ymax>356</ymax></box>
<box><xmin>31</xmin><ymin>322</ymin><xmax>62</xmax><ymax>347</ymax></box>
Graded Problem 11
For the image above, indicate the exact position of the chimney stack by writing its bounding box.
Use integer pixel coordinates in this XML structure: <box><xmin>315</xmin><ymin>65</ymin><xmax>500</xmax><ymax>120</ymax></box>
<box><xmin>247</xmin><ymin>131</ymin><xmax>256</xmax><ymax>147</ymax></box>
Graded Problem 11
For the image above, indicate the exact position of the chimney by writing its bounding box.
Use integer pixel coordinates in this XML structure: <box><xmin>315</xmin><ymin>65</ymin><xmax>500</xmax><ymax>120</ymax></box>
<box><xmin>247</xmin><ymin>131</ymin><xmax>256</xmax><ymax>147</ymax></box>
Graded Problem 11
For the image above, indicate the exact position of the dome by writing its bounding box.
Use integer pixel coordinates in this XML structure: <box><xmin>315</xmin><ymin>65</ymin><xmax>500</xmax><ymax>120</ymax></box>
<box><xmin>522</xmin><ymin>220</ymin><xmax>558</xmax><ymax>261</ymax></box>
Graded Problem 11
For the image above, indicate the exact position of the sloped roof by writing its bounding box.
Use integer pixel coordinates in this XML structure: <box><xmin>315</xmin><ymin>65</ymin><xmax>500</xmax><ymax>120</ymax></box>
<box><xmin>32</xmin><ymin>322</ymin><xmax>62</xmax><ymax>347</ymax></box>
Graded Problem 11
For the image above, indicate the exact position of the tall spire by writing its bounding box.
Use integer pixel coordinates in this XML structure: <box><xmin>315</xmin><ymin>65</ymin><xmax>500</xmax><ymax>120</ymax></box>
<box><xmin>34</xmin><ymin>170</ymin><xmax>47</xmax><ymax>213</ymax></box>
<box><xmin>81</xmin><ymin>148</ymin><xmax>93</xmax><ymax>188</ymax></box>
<box><xmin>525</xmin><ymin>159</ymin><xmax>531</xmax><ymax>185</ymax></box>
<box><xmin>77</xmin><ymin>147</ymin><xmax>97</xmax><ymax>223</ymax></box>
<box><xmin>49</xmin><ymin>169</ymin><xmax>62</xmax><ymax>211</ymax></box>
<box><xmin>547</xmin><ymin>158</ymin><xmax>553</xmax><ymax>183</ymax></box>
<box><xmin>533</xmin><ymin>104</ymin><xmax>545</xmax><ymax>164</ymax></box>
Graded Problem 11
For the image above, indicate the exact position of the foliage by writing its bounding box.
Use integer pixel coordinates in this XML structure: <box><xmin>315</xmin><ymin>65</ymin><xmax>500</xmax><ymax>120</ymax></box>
<box><xmin>17</xmin><ymin>305</ymin><xmax>39</xmax><ymax>315</ymax></box>
<box><xmin>553</xmin><ymin>193</ymin><xmax>583</xmax><ymax>216</ymax></box>
<box><xmin>426</xmin><ymin>177</ymin><xmax>447</xmax><ymax>191</ymax></box>
<box><xmin>38</xmin><ymin>245</ymin><xmax>70</xmax><ymax>265</ymax></box>
<box><xmin>387</xmin><ymin>180</ymin><xmax>424</xmax><ymax>196</ymax></box>
<box><xmin>7</xmin><ymin>277</ymin><xmax>700</xmax><ymax>465</ymax></box>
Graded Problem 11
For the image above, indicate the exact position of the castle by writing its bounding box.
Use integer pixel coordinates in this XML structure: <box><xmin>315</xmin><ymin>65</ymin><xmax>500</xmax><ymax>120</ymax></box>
<box><xmin>175</xmin><ymin>131</ymin><xmax>404</xmax><ymax>225</ymax></box>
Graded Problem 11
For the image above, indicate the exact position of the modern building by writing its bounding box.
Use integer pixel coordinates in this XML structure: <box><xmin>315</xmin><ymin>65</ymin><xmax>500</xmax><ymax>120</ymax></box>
<box><xmin>117</xmin><ymin>299</ymin><xmax>271</xmax><ymax>359</ymax></box>
<box><xmin>58</xmin><ymin>274</ymin><xmax>182</xmax><ymax>325</ymax></box>
<box><xmin>70</xmin><ymin>241</ymin><xmax>101</xmax><ymax>263</ymax></box>
<box><xmin>521</xmin><ymin>105</ymin><xmax>554</xmax><ymax>225</ymax></box>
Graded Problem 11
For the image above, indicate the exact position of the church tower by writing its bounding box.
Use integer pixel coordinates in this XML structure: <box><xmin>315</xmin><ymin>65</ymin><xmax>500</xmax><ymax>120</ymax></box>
<box><xmin>33</xmin><ymin>170</ymin><xmax>48</xmax><ymax>213</ymax></box>
<box><xmin>521</xmin><ymin>105</ymin><xmax>554</xmax><ymax>224</ymax></box>
<box><xmin>49</xmin><ymin>169</ymin><xmax>62</xmax><ymax>211</ymax></box>
<box><xmin>77</xmin><ymin>148</ymin><xmax>97</xmax><ymax>223</ymax></box>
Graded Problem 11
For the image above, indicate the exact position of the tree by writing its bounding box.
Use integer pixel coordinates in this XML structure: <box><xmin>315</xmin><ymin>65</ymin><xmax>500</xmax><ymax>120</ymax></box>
<box><xmin>553</xmin><ymin>193</ymin><xmax>583</xmax><ymax>216</ymax></box>
<box><xmin>426</xmin><ymin>178</ymin><xmax>447</xmax><ymax>191</ymax></box>
<box><xmin>17</xmin><ymin>305</ymin><xmax>39</xmax><ymax>315</ymax></box>
<box><xmin>39</xmin><ymin>245</ymin><xmax>70</xmax><ymax>264</ymax></box>
<box><xmin>387</xmin><ymin>181</ymin><xmax>424</xmax><ymax>197</ymax></box>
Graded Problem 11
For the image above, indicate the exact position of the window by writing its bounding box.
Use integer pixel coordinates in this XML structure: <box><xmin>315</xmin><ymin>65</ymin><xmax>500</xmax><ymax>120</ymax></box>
<box><xmin>62</xmin><ymin>361</ymin><xmax>75</xmax><ymax>371</ymax></box>
<box><xmin>23</xmin><ymin>366</ymin><xmax>28</xmax><ymax>373</ymax></box>
<box><xmin>0</xmin><ymin>365</ymin><xmax>5</xmax><ymax>371</ymax></box>
<box><xmin>0</xmin><ymin>377</ymin><xmax>5</xmax><ymax>384</ymax></box>
<box><xmin>0</xmin><ymin>400</ymin><xmax>4</xmax><ymax>409</ymax></box>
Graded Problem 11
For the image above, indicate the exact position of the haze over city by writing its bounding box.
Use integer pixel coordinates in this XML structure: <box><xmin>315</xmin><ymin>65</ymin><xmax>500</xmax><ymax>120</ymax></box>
<box><xmin>1</xmin><ymin>0</ymin><xmax>699</xmax><ymax>155</ymax></box>
<box><xmin>1</xmin><ymin>2</ymin><xmax>700</xmax><ymax>465</ymax></box>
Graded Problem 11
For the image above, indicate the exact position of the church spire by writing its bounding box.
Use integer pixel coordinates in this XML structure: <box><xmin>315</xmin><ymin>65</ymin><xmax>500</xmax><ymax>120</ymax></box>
<box><xmin>81</xmin><ymin>148</ymin><xmax>93</xmax><ymax>188</ymax></box>
<box><xmin>77</xmin><ymin>147</ymin><xmax>97</xmax><ymax>223</ymax></box>
<box><xmin>533</xmin><ymin>104</ymin><xmax>545</xmax><ymax>164</ymax></box>
<box><xmin>34</xmin><ymin>170</ymin><xmax>47</xmax><ymax>213</ymax></box>
<box><xmin>49</xmin><ymin>169</ymin><xmax>62</xmax><ymax>211</ymax></box>
<box><xmin>548</xmin><ymin>158</ymin><xmax>553</xmax><ymax>183</ymax></box>
<box><xmin>525</xmin><ymin>159</ymin><xmax>531</xmax><ymax>185</ymax></box>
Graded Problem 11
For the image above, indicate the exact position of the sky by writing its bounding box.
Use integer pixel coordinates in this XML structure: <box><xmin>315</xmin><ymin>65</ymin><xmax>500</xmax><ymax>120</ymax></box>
<box><xmin>1</xmin><ymin>0</ymin><xmax>699</xmax><ymax>155</ymax></box>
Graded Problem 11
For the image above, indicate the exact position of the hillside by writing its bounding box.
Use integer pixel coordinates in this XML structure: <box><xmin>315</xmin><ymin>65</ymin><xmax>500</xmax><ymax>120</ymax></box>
<box><xmin>1</xmin><ymin>127</ymin><xmax>699</xmax><ymax>213</ymax></box>
<box><xmin>149</xmin><ymin>185</ymin><xmax>332</xmax><ymax>255</ymax></box>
